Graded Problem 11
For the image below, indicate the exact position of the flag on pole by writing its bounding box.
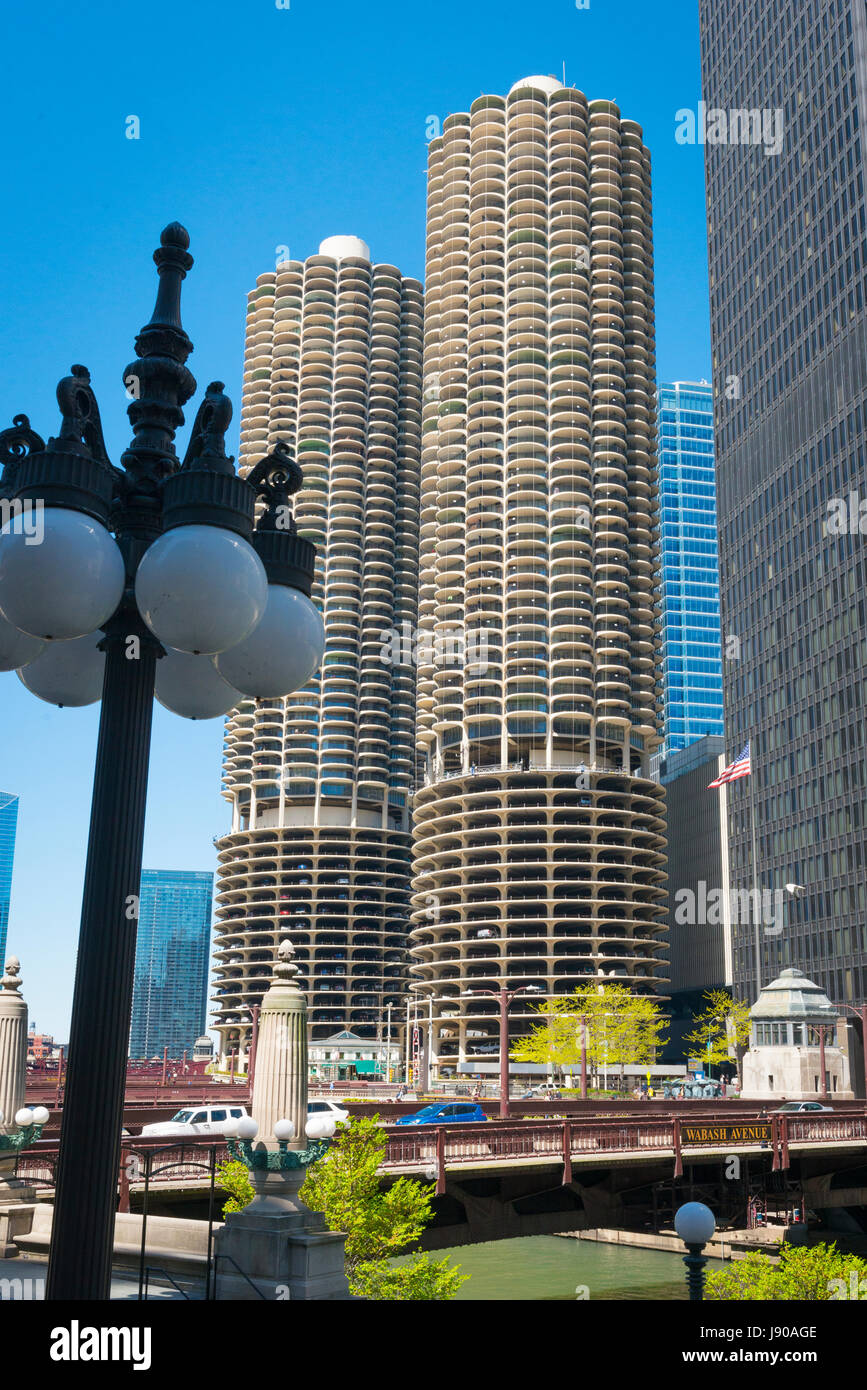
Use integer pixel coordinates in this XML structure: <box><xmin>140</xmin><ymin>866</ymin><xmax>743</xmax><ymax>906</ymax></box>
<box><xmin>708</xmin><ymin>740</ymin><xmax>751</xmax><ymax>788</ymax></box>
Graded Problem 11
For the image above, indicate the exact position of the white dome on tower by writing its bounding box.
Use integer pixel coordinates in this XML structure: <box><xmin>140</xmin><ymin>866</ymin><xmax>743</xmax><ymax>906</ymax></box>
<box><xmin>509</xmin><ymin>75</ymin><xmax>564</xmax><ymax>96</ymax></box>
<box><xmin>318</xmin><ymin>235</ymin><xmax>370</xmax><ymax>262</ymax></box>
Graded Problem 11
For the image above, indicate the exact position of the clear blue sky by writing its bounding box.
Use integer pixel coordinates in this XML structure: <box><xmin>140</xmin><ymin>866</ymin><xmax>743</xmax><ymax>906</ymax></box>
<box><xmin>0</xmin><ymin>0</ymin><xmax>711</xmax><ymax>1037</ymax></box>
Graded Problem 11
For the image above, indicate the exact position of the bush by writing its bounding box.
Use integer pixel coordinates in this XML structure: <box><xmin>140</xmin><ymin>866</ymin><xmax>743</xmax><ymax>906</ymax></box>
<box><xmin>705</xmin><ymin>1243</ymin><xmax>867</xmax><ymax>1301</ymax></box>
<box><xmin>215</xmin><ymin>1159</ymin><xmax>255</xmax><ymax>1217</ymax></box>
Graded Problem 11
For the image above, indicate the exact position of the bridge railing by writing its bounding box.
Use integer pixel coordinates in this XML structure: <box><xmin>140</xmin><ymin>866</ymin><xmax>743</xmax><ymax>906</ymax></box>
<box><xmin>14</xmin><ymin>1113</ymin><xmax>867</xmax><ymax>1200</ymax></box>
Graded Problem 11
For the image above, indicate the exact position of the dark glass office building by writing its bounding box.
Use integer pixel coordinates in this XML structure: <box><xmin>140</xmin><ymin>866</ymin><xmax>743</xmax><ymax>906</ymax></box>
<box><xmin>657</xmin><ymin>382</ymin><xmax>724</xmax><ymax>757</ymax></box>
<box><xmin>0</xmin><ymin>792</ymin><xmax>18</xmax><ymax>965</ymax></box>
<box><xmin>699</xmin><ymin>0</ymin><xmax>867</xmax><ymax>1025</ymax></box>
<box><xmin>130</xmin><ymin>870</ymin><xmax>214</xmax><ymax>1060</ymax></box>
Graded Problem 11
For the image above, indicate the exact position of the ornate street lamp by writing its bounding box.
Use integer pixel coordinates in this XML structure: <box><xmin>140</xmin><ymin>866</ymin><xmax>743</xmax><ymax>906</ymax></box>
<box><xmin>223</xmin><ymin>1114</ymin><xmax>335</xmax><ymax>1185</ymax></box>
<box><xmin>0</xmin><ymin>1106</ymin><xmax>51</xmax><ymax>1154</ymax></box>
<box><xmin>0</xmin><ymin>224</ymin><xmax>325</xmax><ymax>1300</ymax></box>
<box><xmin>461</xmin><ymin>985</ymin><xmax>543</xmax><ymax>1118</ymax></box>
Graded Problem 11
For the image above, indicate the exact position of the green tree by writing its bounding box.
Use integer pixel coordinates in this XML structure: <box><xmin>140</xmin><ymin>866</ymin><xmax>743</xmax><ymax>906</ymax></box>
<box><xmin>510</xmin><ymin>983</ymin><xmax>667</xmax><ymax>1084</ymax></box>
<box><xmin>683</xmin><ymin>989</ymin><xmax>752</xmax><ymax>1083</ymax></box>
<box><xmin>215</xmin><ymin>1159</ymin><xmax>255</xmax><ymax>1217</ymax></box>
<box><xmin>706</xmin><ymin>1242</ymin><xmax>867</xmax><ymax>1300</ymax></box>
<box><xmin>300</xmin><ymin>1115</ymin><xmax>467</xmax><ymax>1300</ymax></box>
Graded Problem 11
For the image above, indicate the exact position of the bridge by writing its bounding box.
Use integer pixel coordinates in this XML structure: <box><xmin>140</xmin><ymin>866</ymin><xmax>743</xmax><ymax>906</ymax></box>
<box><xmin>12</xmin><ymin>1110</ymin><xmax>867</xmax><ymax>1250</ymax></box>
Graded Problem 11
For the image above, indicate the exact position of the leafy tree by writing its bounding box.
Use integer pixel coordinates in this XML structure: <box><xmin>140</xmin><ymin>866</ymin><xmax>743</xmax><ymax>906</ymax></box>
<box><xmin>510</xmin><ymin>983</ymin><xmax>667</xmax><ymax>1083</ymax></box>
<box><xmin>683</xmin><ymin>989</ymin><xmax>752</xmax><ymax>1082</ymax></box>
<box><xmin>706</xmin><ymin>1242</ymin><xmax>867</xmax><ymax>1300</ymax></box>
<box><xmin>300</xmin><ymin>1115</ymin><xmax>467</xmax><ymax>1300</ymax></box>
<box><xmin>352</xmin><ymin>1253</ymin><xmax>466</xmax><ymax>1301</ymax></box>
<box><xmin>215</xmin><ymin>1159</ymin><xmax>255</xmax><ymax>1216</ymax></box>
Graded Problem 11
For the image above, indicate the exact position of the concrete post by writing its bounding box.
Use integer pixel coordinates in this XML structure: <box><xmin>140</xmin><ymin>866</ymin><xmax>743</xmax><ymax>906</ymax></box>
<box><xmin>0</xmin><ymin>959</ymin><xmax>27</xmax><ymax>1133</ymax></box>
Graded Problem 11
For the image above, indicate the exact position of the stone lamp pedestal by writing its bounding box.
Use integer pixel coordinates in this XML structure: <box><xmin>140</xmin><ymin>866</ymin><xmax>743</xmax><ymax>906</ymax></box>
<box><xmin>213</xmin><ymin>941</ymin><xmax>353</xmax><ymax>1300</ymax></box>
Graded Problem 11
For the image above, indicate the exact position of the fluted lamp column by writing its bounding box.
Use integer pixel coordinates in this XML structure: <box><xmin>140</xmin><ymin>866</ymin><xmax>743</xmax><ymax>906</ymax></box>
<box><xmin>250</xmin><ymin>939</ymin><xmax>308</xmax><ymax>1147</ymax></box>
<box><xmin>0</xmin><ymin>959</ymin><xmax>27</xmax><ymax>1139</ymax></box>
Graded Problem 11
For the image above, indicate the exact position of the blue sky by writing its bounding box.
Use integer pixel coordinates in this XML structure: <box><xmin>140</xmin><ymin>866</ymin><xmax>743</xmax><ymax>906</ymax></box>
<box><xmin>1</xmin><ymin>0</ymin><xmax>711</xmax><ymax>1036</ymax></box>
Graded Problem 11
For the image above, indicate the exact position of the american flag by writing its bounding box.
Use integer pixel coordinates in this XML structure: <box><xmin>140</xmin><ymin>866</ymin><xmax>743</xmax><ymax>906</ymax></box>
<box><xmin>708</xmin><ymin>741</ymin><xmax>751</xmax><ymax>788</ymax></box>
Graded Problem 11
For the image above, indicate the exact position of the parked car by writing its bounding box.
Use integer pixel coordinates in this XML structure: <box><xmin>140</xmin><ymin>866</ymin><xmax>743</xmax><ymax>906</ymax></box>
<box><xmin>772</xmin><ymin>1101</ymin><xmax>834</xmax><ymax>1113</ymax></box>
<box><xmin>394</xmin><ymin>1102</ymin><xmax>487</xmax><ymax>1126</ymax></box>
<box><xmin>307</xmin><ymin>1099</ymin><xmax>349</xmax><ymax>1123</ymax></box>
<box><xmin>140</xmin><ymin>1104</ymin><xmax>249</xmax><ymax>1138</ymax></box>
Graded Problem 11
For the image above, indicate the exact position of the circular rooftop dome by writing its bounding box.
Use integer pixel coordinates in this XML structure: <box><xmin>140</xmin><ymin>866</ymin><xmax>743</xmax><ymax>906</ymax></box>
<box><xmin>509</xmin><ymin>75</ymin><xmax>564</xmax><ymax>96</ymax></box>
<box><xmin>318</xmin><ymin>235</ymin><xmax>370</xmax><ymax>262</ymax></box>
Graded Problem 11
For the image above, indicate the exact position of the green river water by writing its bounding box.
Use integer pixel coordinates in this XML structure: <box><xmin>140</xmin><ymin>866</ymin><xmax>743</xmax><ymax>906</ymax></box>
<box><xmin>413</xmin><ymin>1235</ymin><xmax>724</xmax><ymax>1300</ymax></box>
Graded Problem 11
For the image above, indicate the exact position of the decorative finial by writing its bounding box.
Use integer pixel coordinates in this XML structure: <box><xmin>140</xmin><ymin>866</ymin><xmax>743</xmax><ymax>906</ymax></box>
<box><xmin>181</xmin><ymin>381</ymin><xmax>234</xmax><ymax>475</ymax></box>
<box><xmin>161</xmin><ymin>222</ymin><xmax>191</xmax><ymax>251</ymax></box>
<box><xmin>53</xmin><ymin>365</ymin><xmax>111</xmax><ymax>465</ymax></box>
<box><xmin>247</xmin><ymin>441</ymin><xmax>303</xmax><ymax>532</ymax></box>
<box><xmin>0</xmin><ymin>415</ymin><xmax>46</xmax><ymax>499</ymax></box>
<box><xmin>274</xmin><ymin>938</ymin><xmax>299</xmax><ymax>984</ymax></box>
<box><xmin>1</xmin><ymin>957</ymin><xmax>22</xmax><ymax>993</ymax></box>
<box><xmin>119</xmin><ymin>223</ymin><xmax>197</xmax><ymax>485</ymax></box>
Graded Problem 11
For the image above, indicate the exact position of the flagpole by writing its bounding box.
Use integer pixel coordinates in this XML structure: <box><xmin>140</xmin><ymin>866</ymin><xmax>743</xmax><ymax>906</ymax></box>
<box><xmin>748</xmin><ymin>736</ymin><xmax>761</xmax><ymax>998</ymax></box>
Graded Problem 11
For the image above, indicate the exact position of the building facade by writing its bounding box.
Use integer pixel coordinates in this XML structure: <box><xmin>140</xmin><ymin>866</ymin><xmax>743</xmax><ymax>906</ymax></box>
<box><xmin>660</xmin><ymin>735</ymin><xmax>733</xmax><ymax>1061</ymax></box>
<box><xmin>213</xmin><ymin>237</ymin><xmax>424</xmax><ymax>1066</ymax></box>
<box><xmin>657</xmin><ymin>381</ymin><xmax>724</xmax><ymax>757</ymax></box>
<box><xmin>0</xmin><ymin>792</ymin><xmax>18</xmax><ymax>966</ymax></box>
<box><xmin>699</xmin><ymin>0</ymin><xmax>867</xmax><ymax>1032</ymax></box>
<box><xmin>409</xmin><ymin>77</ymin><xmax>669</xmax><ymax>1078</ymax></box>
<box><xmin>130</xmin><ymin>870</ymin><xmax>214</xmax><ymax>1060</ymax></box>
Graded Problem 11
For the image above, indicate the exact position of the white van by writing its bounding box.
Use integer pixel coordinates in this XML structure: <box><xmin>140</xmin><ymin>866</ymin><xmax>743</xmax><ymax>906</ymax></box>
<box><xmin>140</xmin><ymin>1104</ymin><xmax>249</xmax><ymax>1138</ymax></box>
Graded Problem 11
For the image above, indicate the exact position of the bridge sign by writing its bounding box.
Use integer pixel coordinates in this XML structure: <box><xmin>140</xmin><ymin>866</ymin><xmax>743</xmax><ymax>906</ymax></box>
<box><xmin>680</xmin><ymin>1121</ymin><xmax>771</xmax><ymax>1146</ymax></box>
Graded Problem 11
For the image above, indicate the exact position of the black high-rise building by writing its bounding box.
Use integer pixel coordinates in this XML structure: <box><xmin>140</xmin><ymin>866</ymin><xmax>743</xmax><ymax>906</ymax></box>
<box><xmin>699</xmin><ymin>0</ymin><xmax>867</xmax><ymax>1038</ymax></box>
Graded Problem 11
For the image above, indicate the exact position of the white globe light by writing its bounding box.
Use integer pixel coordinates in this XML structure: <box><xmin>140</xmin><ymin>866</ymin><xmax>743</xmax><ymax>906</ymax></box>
<box><xmin>17</xmin><ymin>632</ymin><xmax>105</xmax><ymax>707</ymax></box>
<box><xmin>0</xmin><ymin>610</ymin><xmax>45</xmax><ymax>672</ymax></box>
<box><xmin>273</xmin><ymin>1118</ymin><xmax>296</xmax><ymax>1142</ymax></box>
<box><xmin>236</xmin><ymin>1116</ymin><xmax>259</xmax><ymax>1140</ymax></box>
<box><xmin>135</xmin><ymin>525</ymin><xmax>267</xmax><ymax>654</ymax></box>
<box><xmin>674</xmin><ymin>1201</ymin><xmax>716</xmax><ymax>1246</ymax></box>
<box><xmin>14</xmin><ymin>1107</ymin><xmax>35</xmax><ymax>1127</ymax></box>
<box><xmin>216</xmin><ymin>585</ymin><xmax>325</xmax><ymax>698</ymax></box>
<box><xmin>305</xmin><ymin>1114</ymin><xmax>338</xmax><ymax>1141</ymax></box>
<box><xmin>30</xmin><ymin>1106</ymin><xmax>50</xmax><ymax>1125</ymax></box>
<box><xmin>0</xmin><ymin>1109</ymin><xmax>5</xmax><ymax>1127</ymax></box>
<box><xmin>222</xmin><ymin>1118</ymin><xmax>240</xmax><ymax>1138</ymax></box>
<box><xmin>154</xmin><ymin>648</ymin><xmax>242</xmax><ymax>720</ymax></box>
<box><xmin>0</xmin><ymin>509</ymin><xmax>125</xmax><ymax>640</ymax></box>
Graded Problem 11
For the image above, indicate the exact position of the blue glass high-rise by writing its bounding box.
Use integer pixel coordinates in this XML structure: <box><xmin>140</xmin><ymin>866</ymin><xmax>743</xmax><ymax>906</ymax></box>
<box><xmin>0</xmin><ymin>792</ymin><xmax>19</xmax><ymax>965</ymax></box>
<box><xmin>657</xmin><ymin>381</ymin><xmax>724</xmax><ymax>757</ymax></box>
<box><xmin>130</xmin><ymin>869</ymin><xmax>214</xmax><ymax>1060</ymax></box>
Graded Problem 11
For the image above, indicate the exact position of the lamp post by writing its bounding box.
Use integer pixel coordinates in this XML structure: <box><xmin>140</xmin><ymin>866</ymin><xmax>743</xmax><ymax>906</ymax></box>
<box><xmin>0</xmin><ymin>224</ymin><xmax>326</xmax><ymax>1301</ymax></box>
<box><xmin>462</xmin><ymin>986</ymin><xmax>542</xmax><ymax>1119</ymax></box>
<box><xmin>674</xmin><ymin>1201</ymin><xmax>716</xmax><ymax>1300</ymax></box>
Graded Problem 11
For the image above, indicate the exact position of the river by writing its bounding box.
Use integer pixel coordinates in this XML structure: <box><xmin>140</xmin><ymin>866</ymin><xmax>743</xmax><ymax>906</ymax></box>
<box><xmin>416</xmin><ymin>1235</ymin><xmax>724</xmax><ymax>1300</ymax></box>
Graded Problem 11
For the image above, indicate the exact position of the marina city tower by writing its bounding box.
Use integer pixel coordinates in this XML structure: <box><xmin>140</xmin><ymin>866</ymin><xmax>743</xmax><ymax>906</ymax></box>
<box><xmin>213</xmin><ymin>237</ymin><xmax>423</xmax><ymax>1066</ymax></box>
<box><xmin>409</xmin><ymin>77</ymin><xmax>669</xmax><ymax>1080</ymax></box>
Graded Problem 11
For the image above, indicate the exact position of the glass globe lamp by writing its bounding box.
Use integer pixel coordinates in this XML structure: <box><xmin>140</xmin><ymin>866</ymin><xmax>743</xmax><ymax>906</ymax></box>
<box><xmin>135</xmin><ymin>524</ymin><xmax>267</xmax><ymax>655</ymax></box>
<box><xmin>0</xmin><ymin>509</ymin><xmax>125</xmax><ymax>641</ymax></box>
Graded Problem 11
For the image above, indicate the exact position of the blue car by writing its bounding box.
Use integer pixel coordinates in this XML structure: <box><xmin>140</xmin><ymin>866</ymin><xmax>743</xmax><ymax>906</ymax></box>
<box><xmin>394</xmin><ymin>1102</ymin><xmax>488</xmax><ymax>1126</ymax></box>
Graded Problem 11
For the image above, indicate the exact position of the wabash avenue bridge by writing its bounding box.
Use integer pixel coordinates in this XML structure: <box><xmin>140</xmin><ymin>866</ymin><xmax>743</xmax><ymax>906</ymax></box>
<box><xmin>14</xmin><ymin>1106</ymin><xmax>867</xmax><ymax>1251</ymax></box>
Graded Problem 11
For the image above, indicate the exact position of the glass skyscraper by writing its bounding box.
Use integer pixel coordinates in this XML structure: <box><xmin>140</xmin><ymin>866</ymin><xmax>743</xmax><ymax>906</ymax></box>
<box><xmin>0</xmin><ymin>792</ymin><xmax>19</xmax><ymax>965</ymax></box>
<box><xmin>699</xmin><ymin>0</ymin><xmax>867</xmax><ymax>1011</ymax></box>
<box><xmin>130</xmin><ymin>870</ymin><xmax>214</xmax><ymax>1059</ymax></box>
<box><xmin>657</xmin><ymin>381</ymin><xmax>724</xmax><ymax>756</ymax></box>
